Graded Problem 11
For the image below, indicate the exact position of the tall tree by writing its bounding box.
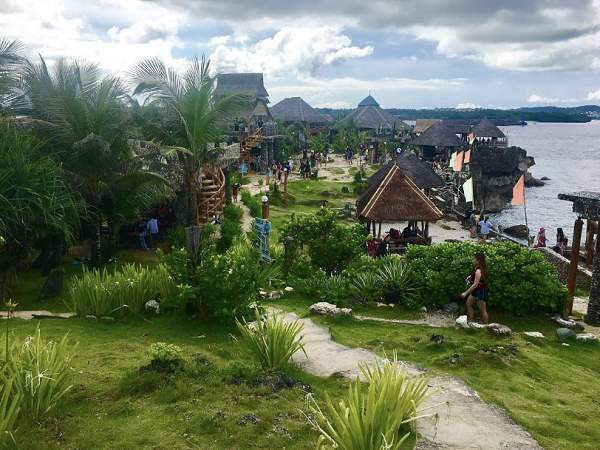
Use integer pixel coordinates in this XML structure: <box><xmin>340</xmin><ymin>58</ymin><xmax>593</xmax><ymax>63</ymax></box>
<box><xmin>130</xmin><ymin>56</ymin><xmax>250</xmax><ymax>226</ymax></box>
<box><xmin>20</xmin><ymin>57</ymin><xmax>171</xmax><ymax>267</ymax></box>
<box><xmin>0</xmin><ymin>37</ymin><xmax>24</xmax><ymax>115</ymax></box>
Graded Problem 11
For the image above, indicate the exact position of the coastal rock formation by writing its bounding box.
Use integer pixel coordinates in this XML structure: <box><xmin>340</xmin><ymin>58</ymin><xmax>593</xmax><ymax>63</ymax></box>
<box><xmin>504</xmin><ymin>224</ymin><xmax>529</xmax><ymax>239</ymax></box>
<box><xmin>470</xmin><ymin>146</ymin><xmax>543</xmax><ymax>213</ymax></box>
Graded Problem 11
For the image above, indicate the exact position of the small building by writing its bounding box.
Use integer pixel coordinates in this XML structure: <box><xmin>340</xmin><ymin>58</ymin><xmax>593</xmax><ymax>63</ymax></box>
<box><xmin>471</xmin><ymin>118</ymin><xmax>507</xmax><ymax>147</ymax></box>
<box><xmin>410</xmin><ymin>121</ymin><xmax>465</xmax><ymax>161</ymax></box>
<box><xmin>270</xmin><ymin>97</ymin><xmax>331</xmax><ymax>130</ymax></box>
<box><xmin>413</xmin><ymin>119</ymin><xmax>440</xmax><ymax>135</ymax></box>
<box><xmin>215</xmin><ymin>73</ymin><xmax>273</xmax><ymax>124</ymax></box>
<box><xmin>357</xmin><ymin>165</ymin><xmax>443</xmax><ymax>243</ymax></box>
<box><xmin>335</xmin><ymin>94</ymin><xmax>408</xmax><ymax>135</ymax></box>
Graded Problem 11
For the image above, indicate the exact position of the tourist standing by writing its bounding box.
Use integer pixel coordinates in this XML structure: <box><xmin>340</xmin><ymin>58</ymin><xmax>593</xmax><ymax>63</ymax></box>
<box><xmin>461</xmin><ymin>252</ymin><xmax>489</xmax><ymax>325</ymax></box>
<box><xmin>146</xmin><ymin>216</ymin><xmax>159</xmax><ymax>250</ymax></box>
<box><xmin>479</xmin><ymin>216</ymin><xmax>492</xmax><ymax>241</ymax></box>
<box><xmin>534</xmin><ymin>227</ymin><xmax>547</xmax><ymax>248</ymax></box>
<box><xmin>232</xmin><ymin>182</ymin><xmax>240</xmax><ymax>203</ymax></box>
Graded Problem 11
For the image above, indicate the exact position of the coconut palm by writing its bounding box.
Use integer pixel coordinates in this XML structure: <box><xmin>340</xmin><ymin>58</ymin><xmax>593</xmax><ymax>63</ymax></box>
<box><xmin>0</xmin><ymin>37</ymin><xmax>24</xmax><ymax>115</ymax></box>
<box><xmin>19</xmin><ymin>57</ymin><xmax>172</xmax><ymax>267</ymax></box>
<box><xmin>130</xmin><ymin>56</ymin><xmax>251</xmax><ymax>226</ymax></box>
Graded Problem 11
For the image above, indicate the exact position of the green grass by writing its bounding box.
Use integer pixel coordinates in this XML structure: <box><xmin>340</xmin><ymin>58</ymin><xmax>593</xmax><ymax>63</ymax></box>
<box><xmin>327</xmin><ymin>167</ymin><xmax>345</xmax><ymax>175</ymax></box>
<box><xmin>3</xmin><ymin>314</ymin><xmax>356</xmax><ymax>450</ymax></box>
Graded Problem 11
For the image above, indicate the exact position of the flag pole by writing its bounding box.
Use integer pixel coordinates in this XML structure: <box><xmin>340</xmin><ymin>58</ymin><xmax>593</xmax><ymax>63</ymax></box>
<box><xmin>523</xmin><ymin>188</ymin><xmax>530</xmax><ymax>246</ymax></box>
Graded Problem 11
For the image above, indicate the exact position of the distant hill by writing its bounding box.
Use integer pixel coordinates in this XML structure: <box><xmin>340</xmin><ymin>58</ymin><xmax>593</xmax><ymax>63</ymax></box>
<box><xmin>315</xmin><ymin>105</ymin><xmax>600</xmax><ymax>123</ymax></box>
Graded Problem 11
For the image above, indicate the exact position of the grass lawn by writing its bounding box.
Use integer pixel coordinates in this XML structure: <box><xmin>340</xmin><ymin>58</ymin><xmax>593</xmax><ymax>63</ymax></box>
<box><xmin>269</xmin><ymin>296</ymin><xmax>600</xmax><ymax>450</ymax></box>
<box><xmin>4</xmin><ymin>314</ymin><xmax>360</xmax><ymax>450</ymax></box>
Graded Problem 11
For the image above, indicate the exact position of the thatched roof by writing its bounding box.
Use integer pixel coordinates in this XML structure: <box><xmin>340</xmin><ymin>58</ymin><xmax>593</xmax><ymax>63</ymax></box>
<box><xmin>335</xmin><ymin>104</ymin><xmax>404</xmax><ymax>131</ymax></box>
<box><xmin>358</xmin><ymin>95</ymin><xmax>380</xmax><ymax>107</ymax></box>
<box><xmin>471</xmin><ymin>118</ymin><xmax>506</xmax><ymax>138</ymax></box>
<box><xmin>411</xmin><ymin>122</ymin><xmax>465</xmax><ymax>148</ymax></box>
<box><xmin>366</xmin><ymin>152</ymin><xmax>445</xmax><ymax>189</ymax></box>
<box><xmin>270</xmin><ymin>97</ymin><xmax>330</xmax><ymax>125</ymax></box>
<box><xmin>413</xmin><ymin>119</ymin><xmax>440</xmax><ymax>134</ymax></box>
<box><xmin>215</xmin><ymin>73</ymin><xmax>269</xmax><ymax>102</ymax></box>
<box><xmin>357</xmin><ymin>165</ymin><xmax>443</xmax><ymax>222</ymax></box>
<box><xmin>442</xmin><ymin>119</ymin><xmax>474</xmax><ymax>135</ymax></box>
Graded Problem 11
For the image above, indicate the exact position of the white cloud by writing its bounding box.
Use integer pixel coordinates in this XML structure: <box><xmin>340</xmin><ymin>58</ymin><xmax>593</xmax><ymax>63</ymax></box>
<box><xmin>560</xmin><ymin>98</ymin><xmax>580</xmax><ymax>103</ymax></box>
<box><xmin>314</xmin><ymin>101</ymin><xmax>353</xmax><ymax>108</ymax></box>
<box><xmin>457</xmin><ymin>102</ymin><xmax>481</xmax><ymax>109</ymax></box>
<box><xmin>527</xmin><ymin>94</ymin><xmax>559</xmax><ymax>103</ymax></box>
<box><xmin>587</xmin><ymin>88</ymin><xmax>600</xmax><ymax>100</ymax></box>
<box><xmin>209</xmin><ymin>26</ymin><xmax>373</xmax><ymax>80</ymax></box>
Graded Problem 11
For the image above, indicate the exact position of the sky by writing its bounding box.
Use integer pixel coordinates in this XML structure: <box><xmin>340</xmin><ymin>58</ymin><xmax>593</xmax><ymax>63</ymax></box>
<box><xmin>3</xmin><ymin>0</ymin><xmax>600</xmax><ymax>109</ymax></box>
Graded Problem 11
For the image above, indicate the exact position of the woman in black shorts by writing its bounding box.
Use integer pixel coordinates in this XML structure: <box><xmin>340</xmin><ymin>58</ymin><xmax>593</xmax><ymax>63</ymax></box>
<box><xmin>461</xmin><ymin>252</ymin><xmax>489</xmax><ymax>325</ymax></box>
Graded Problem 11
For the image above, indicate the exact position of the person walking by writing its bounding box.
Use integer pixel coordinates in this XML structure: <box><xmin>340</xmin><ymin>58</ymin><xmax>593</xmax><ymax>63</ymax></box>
<box><xmin>479</xmin><ymin>216</ymin><xmax>492</xmax><ymax>241</ymax></box>
<box><xmin>146</xmin><ymin>216</ymin><xmax>159</xmax><ymax>250</ymax></box>
<box><xmin>232</xmin><ymin>182</ymin><xmax>240</xmax><ymax>203</ymax></box>
<box><xmin>461</xmin><ymin>252</ymin><xmax>489</xmax><ymax>325</ymax></box>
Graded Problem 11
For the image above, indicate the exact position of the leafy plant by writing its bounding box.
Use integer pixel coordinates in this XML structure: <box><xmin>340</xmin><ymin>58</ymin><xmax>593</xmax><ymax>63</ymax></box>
<box><xmin>0</xmin><ymin>373</ymin><xmax>21</xmax><ymax>447</ymax></box>
<box><xmin>146</xmin><ymin>342</ymin><xmax>182</xmax><ymax>364</ymax></box>
<box><xmin>257</xmin><ymin>178</ymin><xmax>264</xmax><ymax>186</ymax></box>
<box><xmin>405</xmin><ymin>242</ymin><xmax>568</xmax><ymax>314</ymax></box>
<box><xmin>310</xmin><ymin>355</ymin><xmax>440</xmax><ymax>450</ymax></box>
<box><xmin>352</xmin><ymin>271</ymin><xmax>380</xmax><ymax>304</ymax></box>
<box><xmin>241</xmin><ymin>189</ymin><xmax>262</xmax><ymax>218</ymax></box>
<box><xmin>166</xmin><ymin>226</ymin><xmax>186</xmax><ymax>249</ymax></box>
<box><xmin>236</xmin><ymin>310</ymin><xmax>307</xmax><ymax>373</ymax></box>
<box><xmin>317</xmin><ymin>274</ymin><xmax>351</xmax><ymax>305</ymax></box>
<box><xmin>216</xmin><ymin>219</ymin><xmax>243</xmax><ymax>253</ymax></box>
<box><xmin>375</xmin><ymin>258</ymin><xmax>419</xmax><ymax>307</ymax></box>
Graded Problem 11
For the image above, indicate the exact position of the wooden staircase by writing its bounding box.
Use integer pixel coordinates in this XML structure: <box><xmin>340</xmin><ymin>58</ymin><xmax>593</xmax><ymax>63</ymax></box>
<box><xmin>196</xmin><ymin>165</ymin><xmax>226</xmax><ymax>225</ymax></box>
<box><xmin>239</xmin><ymin>128</ymin><xmax>262</xmax><ymax>171</ymax></box>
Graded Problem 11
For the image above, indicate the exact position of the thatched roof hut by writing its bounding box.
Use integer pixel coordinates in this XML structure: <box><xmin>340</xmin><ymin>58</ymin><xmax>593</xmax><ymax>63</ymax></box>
<box><xmin>334</xmin><ymin>95</ymin><xmax>407</xmax><ymax>133</ymax></box>
<box><xmin>357</xmin><ymin>165</ymin><xmax>443</xmax><ymax>223</ymax></box>
<box><xmin>366</xmin><ymin>152</ymin><xmax>445</xmax><ymax>189</ymax></box>
<box><xmin>442</xmin><ymin>119</ymin><xmax>474</xmax><ymax>136</ymax></box>
<box><xmin>215</xmin><ymin>73</ymin><xmax>272</xmax><ymax>120</ymax></box>
<box><xmin>270</xmin><ymin>97</ymin><xmax>330</xmax><ymax>125</ymax></box>
<box><xmin>411</xmin><ymin>122</ymin><xmax>465</xmax><ymax>148</ymax></box>
<box><xmin>413</xmin><ymin>119</ymin><xmax>440</xmax><ymax>134</ymax></box>
<box><xmin>471</xmin><ymin>118</ymin><xmax>506</xmax><ymax>139</ymax></box>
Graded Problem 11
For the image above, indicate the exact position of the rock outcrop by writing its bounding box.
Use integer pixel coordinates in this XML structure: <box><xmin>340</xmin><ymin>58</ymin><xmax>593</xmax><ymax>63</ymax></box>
<box><xmin>470</xmin><ymin>146</ymin><xmax>543</xmax><ymax>213</ymax></box>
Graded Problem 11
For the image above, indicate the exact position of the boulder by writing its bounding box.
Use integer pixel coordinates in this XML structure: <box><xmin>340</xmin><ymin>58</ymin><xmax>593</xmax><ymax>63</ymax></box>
<box><xmin>504</xmin><ymin>225</ymin><xmax>529</xmax><ymax>239</ymax></box>
<box><xmin>284</xmin><ymin>286</ymin><xmax>294</xmax><ymax>292</ymax></box>
<box><xmin>340</xmin><ymin>308</ymin><xmax>353</xmax><ymax>316</ymax></box>
<box><xmin>86</xmin><ymin>315</ymin><xmax>97</xmax><ymax>320</ymax></box>
<box><xmin>145</xmin><ymin>300</ymin><xmax>160</xmax><ymax>314</ymax></box>
<box><xmin>524</xmin><ymin>331</ymin><xmax>545</xmax><ymax>338</ymax></box>
<box><xmin>488</xmin><ymin>323</ymin><xmax>512</xmax><ymax>335</ymax></box>
<box><xmin>259</xmin><ymin>290</ymin><xmax>268</xmax><ymax>298</ymax></box>
<box><xmin>443</xmin><ymin>302</ymin><xmax>460</xmax><ymax>314</ymax></box>
<box><xmin>309</xmin><ymin>302</ymin><xmax>340</xmax><ymax>316</ymax></box>
<box><xmin>575</xmin><ymin>333</ymin><xmax>598</xmax><ymax>341</ymax></box>
<box><xmin>550</xmin><ymin>314</ymin><xmax>585</xmax><ymax>330</ymax></box>
<box><xmin>540</xmin><ymin>176</ymin><xmax>551</xmax><ymax>181</ymax></box>
<box><xmin>469</xmin><ymin>322</ymin><xmax>485</xmax><ymax>329</ymax></box>
<box><xmin>420</xmin><ymin>306</ymin><xmax>427</xmax><ymax>312</ymax></box>
<box><xmin>268</xmin><ymin>291</ymin><xmax>283</xmax><ymax>299</ymax></box>
<box><xmin>556</xmin><ymin>328</ymin><xmax>576</xmax><ymax>342</ymax></box>
<box><xmin>454</xmin><ymin>315</ymin><xmax>470</xmax><ymax>329</ymax></box>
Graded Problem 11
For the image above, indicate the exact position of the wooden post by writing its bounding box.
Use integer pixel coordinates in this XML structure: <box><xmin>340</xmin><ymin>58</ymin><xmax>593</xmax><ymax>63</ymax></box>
<box><xmin>587</xmin><ymin>227</ymin><xmax>600</xmax><ymax>324</ymax></box>
<box><xmin>261</xmin><ymin>196</ymin><xmax>269</xmax><ymax>220</ymax></box>
<box><xmin>378</xmin><ymin>221</ymin><xmax>382</xmax><ymax>239</ymax></box>
<box><xmin>566</xmin><ymin>217</ymin><xmax>584</xmax><ymax>315</ymax></box>
<box><xmin>283</xmin><ymin>169</ymin><xmax>289</xmax><ymax>206</ymax></box>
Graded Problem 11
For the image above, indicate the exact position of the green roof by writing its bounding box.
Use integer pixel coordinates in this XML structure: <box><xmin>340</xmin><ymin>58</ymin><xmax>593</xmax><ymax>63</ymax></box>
<box><xmin>358</xmin><ymin>94</ymin><xmax>380</xmax><ymax>107</ymax></box>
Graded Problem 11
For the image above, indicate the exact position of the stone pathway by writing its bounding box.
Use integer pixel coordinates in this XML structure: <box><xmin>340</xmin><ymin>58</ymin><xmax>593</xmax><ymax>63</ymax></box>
<box><xmin>279</xmin><ymin>310</ymin><xmax>543</xmax><ymax>450</ymax></box>
<box><xmin>0</xmin><ymin>310</ymin><xmax>74</xmax><ymax>320</ymax></box>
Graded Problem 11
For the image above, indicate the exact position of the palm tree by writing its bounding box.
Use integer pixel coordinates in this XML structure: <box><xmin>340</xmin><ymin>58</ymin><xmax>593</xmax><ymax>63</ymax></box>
<box><xmin>0</xmin><ymin>37</ymin><xmax>24</xmax><ymax>115</ymax></box>
<box><xmin>20</xmin><ymin>57</ymin><xmax>172</xmax><ymax>267</ymax></box>
<box><xmin>130</xmin><ymin>56</ymin><xmax>251</xmax><ymax>226</ymax></box>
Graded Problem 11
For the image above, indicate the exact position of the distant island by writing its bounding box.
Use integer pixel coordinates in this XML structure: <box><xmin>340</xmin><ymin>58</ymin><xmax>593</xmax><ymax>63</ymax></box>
<box><xmin>316</xmin><ymin>104</ymin><xmax>600</xmax><ymax>123</ymax></box>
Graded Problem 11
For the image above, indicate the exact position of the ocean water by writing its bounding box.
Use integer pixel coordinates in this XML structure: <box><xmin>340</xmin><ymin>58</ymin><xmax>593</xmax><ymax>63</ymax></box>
<box><xmin>490</xmin><ymin>121</ymin><xmax>600</xmax><ymax>243</ymax></box>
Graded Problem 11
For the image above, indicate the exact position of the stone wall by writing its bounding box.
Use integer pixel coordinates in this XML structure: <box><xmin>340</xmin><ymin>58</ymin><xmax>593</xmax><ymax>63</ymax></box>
<box><xmin>536</xmin><ymin>247</ymin><xmax>592</xmax><ymax>290</ymax></box>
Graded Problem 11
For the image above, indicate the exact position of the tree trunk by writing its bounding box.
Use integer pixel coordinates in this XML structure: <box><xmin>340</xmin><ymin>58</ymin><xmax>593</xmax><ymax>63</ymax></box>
<box><xmin>586</xmin><ymin>229</ymin><xmax>600</xmax><ymax>324</ymax></box>
<box><xmin>105</xmin><ymin>220</ymin><xmax>119</xmax><ymax>260</ymax></box>
<box><xmin>32</xmin><ymin>237</ymin><xmax>52</xmax><ymax>269</ymax></box>
<box><xmin>186</xmin><ymin>186</ymin><xmax>198</xmax><ymax>227</ymax></box>
<box><xmin>90</xmin><ymin>210</ymin><xmax>102</xmax><ymax>269</ymax></box>
<box><xmin>42</xmin><ymin>234</ymin><xmax>65</xmax><ymax>276</ymax></box>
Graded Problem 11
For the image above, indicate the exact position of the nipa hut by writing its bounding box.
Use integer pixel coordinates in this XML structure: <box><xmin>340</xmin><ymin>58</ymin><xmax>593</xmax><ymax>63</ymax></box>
<box><xmin>270</xmin><ymin>97</ymin><xmax>331</xmax><ymax>127</ymax></box>
<box><xmin>357</xmin><ymin>165</ymin><xmax>443</xmax><ymax>241</ymax></box>
<box><xmin>215</xmin><ymin>73</ymin><xmax>272</xmax><ymax>123</ymax></box>
<box><xmin>470</xmin><ymin>118</ymin><xmax>507</xmax><ymax>147</ymax></box>
<box><xmin>410</xmin><ymin>121</ymin><xmax>464</xmax><ymax>161</ymax></box>
<box><xmin>413</xmin><ymin>119</ymin><xmax>440</xmax><ymax>135</ymax></box>
<box><xmin>334</xmin><ymin>94</ymin><xmax>408</xmax><ymax>135</ymax></box>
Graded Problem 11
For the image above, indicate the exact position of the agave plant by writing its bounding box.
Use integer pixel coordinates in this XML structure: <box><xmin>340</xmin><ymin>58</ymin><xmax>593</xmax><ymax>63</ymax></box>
<box><xmin>375</xmin><ymin>258</ymin><xmax>419</xmax><ymax>306</ymax></box>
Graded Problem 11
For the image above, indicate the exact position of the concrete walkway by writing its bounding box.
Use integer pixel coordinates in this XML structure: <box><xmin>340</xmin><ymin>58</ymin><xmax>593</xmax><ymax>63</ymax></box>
<box><xmin>0</xmin><ymin>310</ymin><xmax>74</xmax><ymax>320</ymax></box>
<box><xmin>280</xmin><ymin>310</ymin><xmax>543</xmax><ymax>450</ymax></box>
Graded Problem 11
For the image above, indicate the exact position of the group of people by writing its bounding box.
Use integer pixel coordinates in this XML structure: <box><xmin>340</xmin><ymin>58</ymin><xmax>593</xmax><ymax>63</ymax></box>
<box><xmin>534</xmin><ymin>227</ymin><xmax>569</xmax><ymax>255</ymax></box>
<box><xmin>464</xmin><ymin>208</ymin><xmax>494</xmax><ymax>241</ymax></box>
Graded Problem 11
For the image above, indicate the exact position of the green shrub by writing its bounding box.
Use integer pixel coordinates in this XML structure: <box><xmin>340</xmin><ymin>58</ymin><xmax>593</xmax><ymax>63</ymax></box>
<box><xmin>223</xmin><ymin>204</ymin><xmax>244</xmax><ymax>222</ymax></box>
<box><xmin>316</xmin><ymin>274</ymin><xmax>351</xmax><ymax>305</ymax></box>
<box><xmin>405</xmin><ymin>242</ymin><xmax>568</xmax><ymax>314</ymax></box>
<box><xmin>257</xmin><ymin>178</ymin><xmax>264</xmax><ymax>186</ymax></box>
<box><xmin>236</xmin><ymin>310</ymin><xmax>307</xmax><ymax>373</ymax></box>
<box><xmin>217</xmin><ymin>219</ymin><xmax>243</xmax><ymax>253</ymax></box>
<box><xmin>241</xmin><ymin>189</ymin><xmax>262</xmax><ymax>218</ymax></box>
<box><xmin>0</xmin><ymin>374</ymin><xmax>21</xmax><ymax>446</ymax></box>
<box><xmin>71</xmin><ymin>264</ymin><xmax>175</xmax><ymax>317</ymax></box>
<box><xmin>1</xmin><ymin>326</ymin><xmax>77</xmax><ymax>421</ymax></box>
<box><xmin>166</xmin><ymin>226</ymin><xmax>186</xmax><ymax>249</ymax></box>
<box><xmin>146</xmin><ymin>342</ymin><xmax>182</xmax><ymax>364</ymax></box>
<box><xmin>310</xmin><ymin>355</ymin><xmax>439</xmax><ymax>450</ymax></box>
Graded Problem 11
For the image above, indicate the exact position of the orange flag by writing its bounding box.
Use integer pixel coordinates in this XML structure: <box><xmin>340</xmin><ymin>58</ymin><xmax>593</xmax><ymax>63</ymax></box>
<box><xmin>452</xmin><ymin>151</ymin><xmax>463</xmax><ymax>171</ymax></box>
<box><xmin>464</xmin><ymin>149</ymin><xmax>471</xmax><ymax>164</ymax></box>
<box><xmin>511</xmin><ymin>174</ymin><xmax>525</xmax><ymax>205</ymax></box>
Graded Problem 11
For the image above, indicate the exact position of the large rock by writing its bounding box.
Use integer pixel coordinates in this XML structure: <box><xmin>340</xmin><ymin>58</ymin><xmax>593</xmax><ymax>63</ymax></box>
<box><xmin>454</xmin><ymin>315</ymin><xmax>470</xmax><ymax>329</ymax></box>
<box><xmin>524</xmin><ymin>331</ymin><xmax>545</xmax><ymax>338</ymax></box>
<box><xmin>504</xmin><ymin>225</ymin><xmax>529</xmax><ymax>239</ymax></box>
<box><xmin>550</xmin><ymin>314</ymin><xmax>585</xmax><ymax>330</ymax></box>
<box><xmin>488</xmin><ymin>323</ymin><xmax>512</xmax><ymax>335</ymax></box>
<box><xmin>145</xmin><ymin>300</ymin><xmax>160</xmax><ymax>314</ymax></box>
<box><xmin>443</xmin><ymin>302</ymin><xmax>460</xmax><ymax>314</ymax></box>
<box><xmin>556</xmin><ymin>328</ymin><xmax>576</xmax><ymax>342</ymax></box>
<box><xmin>309</xmin><ymin>302</ymin><xmax>340</xmax><ymax>316</ymax></box>
<box><xmin>575</xmin><ymin>333</ymin><xmax>598</xmax><ymax>341</ymax></box>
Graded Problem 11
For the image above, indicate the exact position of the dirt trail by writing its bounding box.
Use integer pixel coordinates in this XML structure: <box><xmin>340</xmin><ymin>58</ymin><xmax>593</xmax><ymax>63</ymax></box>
<box><xmin>278</xmin><ymin>310</ymin><xmax>543</xmax><ymax>450</ymax></box>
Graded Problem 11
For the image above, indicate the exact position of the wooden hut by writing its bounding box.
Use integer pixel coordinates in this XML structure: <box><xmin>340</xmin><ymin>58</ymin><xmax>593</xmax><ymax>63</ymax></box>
<box><xmin>410</xmin><ymin>121</ymin><xmax>464</xmax><ymax>161</ymax></box>
<box><xmin>270</xmin><ymin>97</ymin><xmax>331</xmax><ymax>130</ymax></box>
<box><xmin>334</xmin><ymin>94</ymin><xmax>408</xmax><ymax>135</ymax></box>
<box><xmin>471</xmin><ymin>118</ymin><xmax>507</xmax><ymax>147</ymax></box>
<box><xmin>413</xmin><ymin>119</ymin><xmax>440</xmax><ymax>135</ymax></box>
<box><xmin>357</xmin><ymin>165</ymin><xmax>443</xmax><ymax>246</ymax></box>
<box><xmin>215</xmin><ymin>73</ymin><xmax>273</xmax><ymax>123</ymax></box>
<box><xmin>366</xmin><ymin>152</ymin><xmax>445</xmax><ymax>195</ymax></box>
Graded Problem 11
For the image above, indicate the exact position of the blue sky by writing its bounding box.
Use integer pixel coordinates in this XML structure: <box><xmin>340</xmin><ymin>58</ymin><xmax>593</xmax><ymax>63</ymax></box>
<box><xmin>3</xmin><ymin>0</ymin><xmax>600</xmax><ymax>109</ymax></box>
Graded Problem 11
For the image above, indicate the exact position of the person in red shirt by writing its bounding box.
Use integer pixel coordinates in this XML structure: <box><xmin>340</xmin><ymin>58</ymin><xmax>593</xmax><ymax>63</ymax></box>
<box><xmin>461</xmin><ymin>252</ymin><xmax>489</xmax><ymax>325</ymax></box>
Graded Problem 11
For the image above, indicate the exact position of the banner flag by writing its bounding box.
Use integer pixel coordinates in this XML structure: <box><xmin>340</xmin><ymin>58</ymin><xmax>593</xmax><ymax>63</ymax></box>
<box><xmin>464</xmin><ymin>149</ymin><xmax>471</xmax><ymax>164</ymax></box>
<box><xmin>511</xmin><ymin>174</ymin><xmax>525</xmax><ymax>205</ymax></box>
<box><xmin>463</xmin><ymin>178</ymin><xmax>474</xmax><ymax>202</ymax></box>
<box><xmin>452</xmin><ymin>151</ymin><xmax>463</xmax><ymax>172</ymax></box>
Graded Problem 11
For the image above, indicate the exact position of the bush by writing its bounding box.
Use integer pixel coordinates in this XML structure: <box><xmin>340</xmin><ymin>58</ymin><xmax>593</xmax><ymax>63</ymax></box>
<box><xmin>71</xmin><ymin>264</ymin><xmax>175</xmax><ymax>317</ymax></box>
<box><xmin>241</xmin><ymin>189</ymin><xmax>262</xmax><ymax>218</ymax></box>
<box><xmin>146</xmin><ymin>343</ymin><xmax>182</xmax><ymax>365</ymax></box>
<box><xmin>316</xmin><ymin>274</ymin><xmax>351</xmax><ymax>305</ymax></box>
<box><xmin>223</xmin><ymin>204</ymin><xmax>244</xmax><ymax>222</ymax></box>
<box><xmin>236</xmin><ymin>310</ymin><xmax>306</xmax><ymax>373</ymax></box>
<box><xmin>166</xmin><ymin>226</ymin><xmax>186</xmax><ymax>249</ymax></box>
<box><xmin>310</xmin><ymin>355</ymin><xmax>439</xmax><ymax>450</ymax></box>
<box><xmin>217</xmin><ymin>219</ymin><xmax>243</xmax><ymax>254</ymax></box>
<box><xmin>405</xmin><ymin>242</ymin><xmax>568</xmax><ymax>314</ymax></box>
<box><xmin>0</xmin><ymin>374</ymin><xmax>21</xmax><ymax>446</ymax></box>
